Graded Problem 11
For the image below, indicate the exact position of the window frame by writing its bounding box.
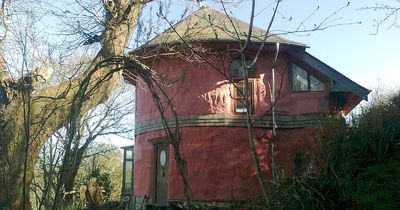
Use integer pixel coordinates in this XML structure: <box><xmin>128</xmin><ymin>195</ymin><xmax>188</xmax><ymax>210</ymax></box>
<box><xmin>291</xmin><ymin>63</ymin><xmax>325</xmax><ymax>93</ymax></box>
<box><xmin>122</xmin><ymin>146</ymin><xmax>134</xmax><ymax>195</ymax></box>
<box><xmin>233</xmin><ymin>80</ymin><xmax>254</xmax><ymax>114</ymax></box>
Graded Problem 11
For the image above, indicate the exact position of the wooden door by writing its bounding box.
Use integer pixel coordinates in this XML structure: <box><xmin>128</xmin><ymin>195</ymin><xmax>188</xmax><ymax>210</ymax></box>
<box><xmin>154</xmin><ymin>143</ymin><xmax>169</xmax><ymax>206</ymax></box>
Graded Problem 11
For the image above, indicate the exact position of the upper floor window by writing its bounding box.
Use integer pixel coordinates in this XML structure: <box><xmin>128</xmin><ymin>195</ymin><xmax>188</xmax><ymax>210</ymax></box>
<box><xmin>229</xmin><ymin>59</ymin><xmax>256</xmax><ymax>79</ymax></box>
<box><xmin>291</xmin><ymin>64</ymin><xmax>324</xmax><ymax>92</ymax></box>
<box><xmin>234</xmin><ymin>81</ymin><xmax>253</xmax><ymax>113</ymax></box>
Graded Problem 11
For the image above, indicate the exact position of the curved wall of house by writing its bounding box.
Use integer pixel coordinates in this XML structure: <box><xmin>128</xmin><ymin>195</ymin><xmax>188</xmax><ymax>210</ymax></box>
<box><xmin>133</xmin><ymin>48</ymin><xmax>328</xmax><ymax>202</ymax></box>
<box><xmin>135</xmin><ymin>52</ymin><xmax>330</xmax><ymax>123</ymax></box>
<box><xmin>134</xmin><ymin>126</ymin><xmax>318</xmax><ymax>201</ymax></box>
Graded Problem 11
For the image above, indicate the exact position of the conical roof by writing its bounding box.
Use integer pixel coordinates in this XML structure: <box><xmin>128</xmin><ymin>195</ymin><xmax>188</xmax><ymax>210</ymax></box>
<box><xmin>139</xmin><ymin>7</ymin><xmax>307</xmax><ymax>49</ymax></box>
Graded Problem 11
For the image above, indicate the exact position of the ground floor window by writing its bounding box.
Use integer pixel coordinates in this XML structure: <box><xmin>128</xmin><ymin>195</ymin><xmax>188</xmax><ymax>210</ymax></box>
<box><xmin>122</xmin><ymin>145</ymin><xmax>134</xmax><ymax>194</ymax></box>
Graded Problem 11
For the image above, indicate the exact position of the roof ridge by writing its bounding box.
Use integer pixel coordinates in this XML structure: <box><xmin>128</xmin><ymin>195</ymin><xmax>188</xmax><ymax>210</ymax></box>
<box><xmin>134</xmin><ymin>6</ymin><xmax>306</xmax><ymax>51</ymax></box>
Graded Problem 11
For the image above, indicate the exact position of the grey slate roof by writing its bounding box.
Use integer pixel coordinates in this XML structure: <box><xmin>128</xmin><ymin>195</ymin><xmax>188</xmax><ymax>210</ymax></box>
<box><xmin>140</xmin><ymin>7</ymin><xmax>307</xmax><ymax>49</ymax></box>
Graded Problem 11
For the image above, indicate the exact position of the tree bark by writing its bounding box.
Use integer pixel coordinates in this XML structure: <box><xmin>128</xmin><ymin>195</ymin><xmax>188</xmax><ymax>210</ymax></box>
<box><xmin>60</xmin><ymin>134</ymin><xmax>93</xmax><ymax>206</ymax></box>
<box><xmin>0</xmin><ymin>1</ymin><xmax>144</xmax><ymax>209</ymax></box>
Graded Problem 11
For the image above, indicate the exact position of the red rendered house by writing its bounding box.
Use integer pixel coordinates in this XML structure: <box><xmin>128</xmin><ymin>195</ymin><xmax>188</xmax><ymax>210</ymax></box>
<box><xmin>125</xmin><ymin>7</ymin><xmax>370</xmax><ymax>208</ymax></box>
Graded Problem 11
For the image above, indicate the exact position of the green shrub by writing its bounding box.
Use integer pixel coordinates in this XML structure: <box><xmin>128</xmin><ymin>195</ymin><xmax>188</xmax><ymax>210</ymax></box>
<box><xmin>269</xmin><ymin>92</ymin><xmax>400</xmax><ymax>210</ymax></box>
<box><xmin>353</xmin><ymin>160</ymin><xmax>400</xmax><ymax>210</ymax></box>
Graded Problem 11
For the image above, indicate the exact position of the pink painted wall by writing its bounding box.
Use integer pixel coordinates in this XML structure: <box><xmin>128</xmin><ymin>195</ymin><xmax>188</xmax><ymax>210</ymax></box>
<box><xmin>134</xmin><ymin>47</ymin><xmax>331</xmax><ymax>201</ymax></box>
<box><xmin>134</xmin><ymin>127</ymin><xmax>318</xmax><ymax>201</ymax></box>
<box><xmin>136</xmin><ymin>52</ymin><xmax>330</xmax><ymax>122</ymax></box>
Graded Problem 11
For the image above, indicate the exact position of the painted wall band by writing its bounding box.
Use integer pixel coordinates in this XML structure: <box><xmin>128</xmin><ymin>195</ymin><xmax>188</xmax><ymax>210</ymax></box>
<box><xmin>135</xmin><ymin>114</ymin><xmax>323</xmax><ymax>135</ymax></box>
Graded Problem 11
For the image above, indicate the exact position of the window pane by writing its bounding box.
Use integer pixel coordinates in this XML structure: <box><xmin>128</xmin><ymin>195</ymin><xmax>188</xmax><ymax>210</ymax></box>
<box><xmin>229</xmin><ymin>60</ymin><xmax>256</xmax><ymax>79</ymax></box>
<box><xmin>126</xmin><ymin>149</ymin><xmax>133</xmax><ymax>159</ymax></box>
<box><xmin>235</xmin><ymin>82</ymin><xmax>252</xmax><ymax>113</ymax></box>
<box><xmin>236</xmin><ymin>102</ymin><xmax>247</xmax><ymax>112</ymax></box>
<box><xmin>292</xmin><ymin>64</ymin><xmax>308</xmax><ymax>92</ymax></box>
<box><xmin>229</xmin><ymin>60</ymin><xmax>243</xmax><ymax>79</ymax></box>
<box><xmin>124</xmin><ymin>160</ymin><xmax>133</xmax><ymax>192</ymax></box>
<box><xmin>310</xmin><ymin>75</ymin><xmax>324</xmax><ymax>91</ymax></box>
<box><xmin>235</xmin><ymin>82</ymin><xmax>245</xmax><ymax>96</ymax></box>
<box><xmin>247</xmin><ymin>61</ymin><xmax>256</xmax><ymax>78</ymax></box>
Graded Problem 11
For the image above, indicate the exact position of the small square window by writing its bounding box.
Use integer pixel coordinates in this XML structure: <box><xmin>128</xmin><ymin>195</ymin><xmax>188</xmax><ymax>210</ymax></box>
<box><xmin>126</xmin><ymin>150</ymin><xmax>133</xmax><ymax>159</ymax></box>
<box><xmin>234</xmin><ymin>81</ymin><xmax>253</xmax><ymax>113</ymax></box>
<box><xmin>291</xmin><ymin>64</ymin><xmax>324</xmax><ymax>92</ymax></box>
<box><xmin>229</xmin><ymin>59</ymin><xmax>256</xmax><ymax>79</ymax></box>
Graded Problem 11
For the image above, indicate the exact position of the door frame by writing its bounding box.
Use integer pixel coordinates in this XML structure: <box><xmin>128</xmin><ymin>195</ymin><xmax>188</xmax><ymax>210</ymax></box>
<box><xmin>150</xmin><ymin>137</ymin><xmax>169</xmax><ymax>206</ymax></box>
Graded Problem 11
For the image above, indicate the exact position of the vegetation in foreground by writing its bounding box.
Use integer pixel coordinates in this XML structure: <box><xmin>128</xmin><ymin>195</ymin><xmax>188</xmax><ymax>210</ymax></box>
<box><xmin>267</xmin><ymin>92</ymin><xmax>400</xmax><ymax>210</ymax></box>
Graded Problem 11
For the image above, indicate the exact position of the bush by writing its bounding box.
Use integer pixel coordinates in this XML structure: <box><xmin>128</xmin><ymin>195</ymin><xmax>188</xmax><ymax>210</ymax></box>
<box><xmin>270</xmin><ymin>92</ymin><xmax>400</xmax><ymax>210</ymax></box>
<box><xmin>353</xmin><ymin>160</ymin><xmax>400</xmax><ymax>210</ymax></box>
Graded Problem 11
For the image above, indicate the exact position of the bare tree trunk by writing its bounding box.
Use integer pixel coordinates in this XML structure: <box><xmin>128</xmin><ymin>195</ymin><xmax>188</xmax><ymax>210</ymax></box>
<box><xmin>0</xmin><ymin>1</ymin><xmax>144</xmax><ymax>209</ymax></box>
<box><xmin>58</xmin><ymin>135</ymin><xmax>92</xmax><ymax>206</ymax></box>
<box><xmin>59</xmin><ymin>149</ymin><xmax>85</xmax><ymax>205</ymax></box>
<box><xmin>243</xmin><ymin>67</ymin><xmax>269</xmax><ymax>201</ymax></box>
